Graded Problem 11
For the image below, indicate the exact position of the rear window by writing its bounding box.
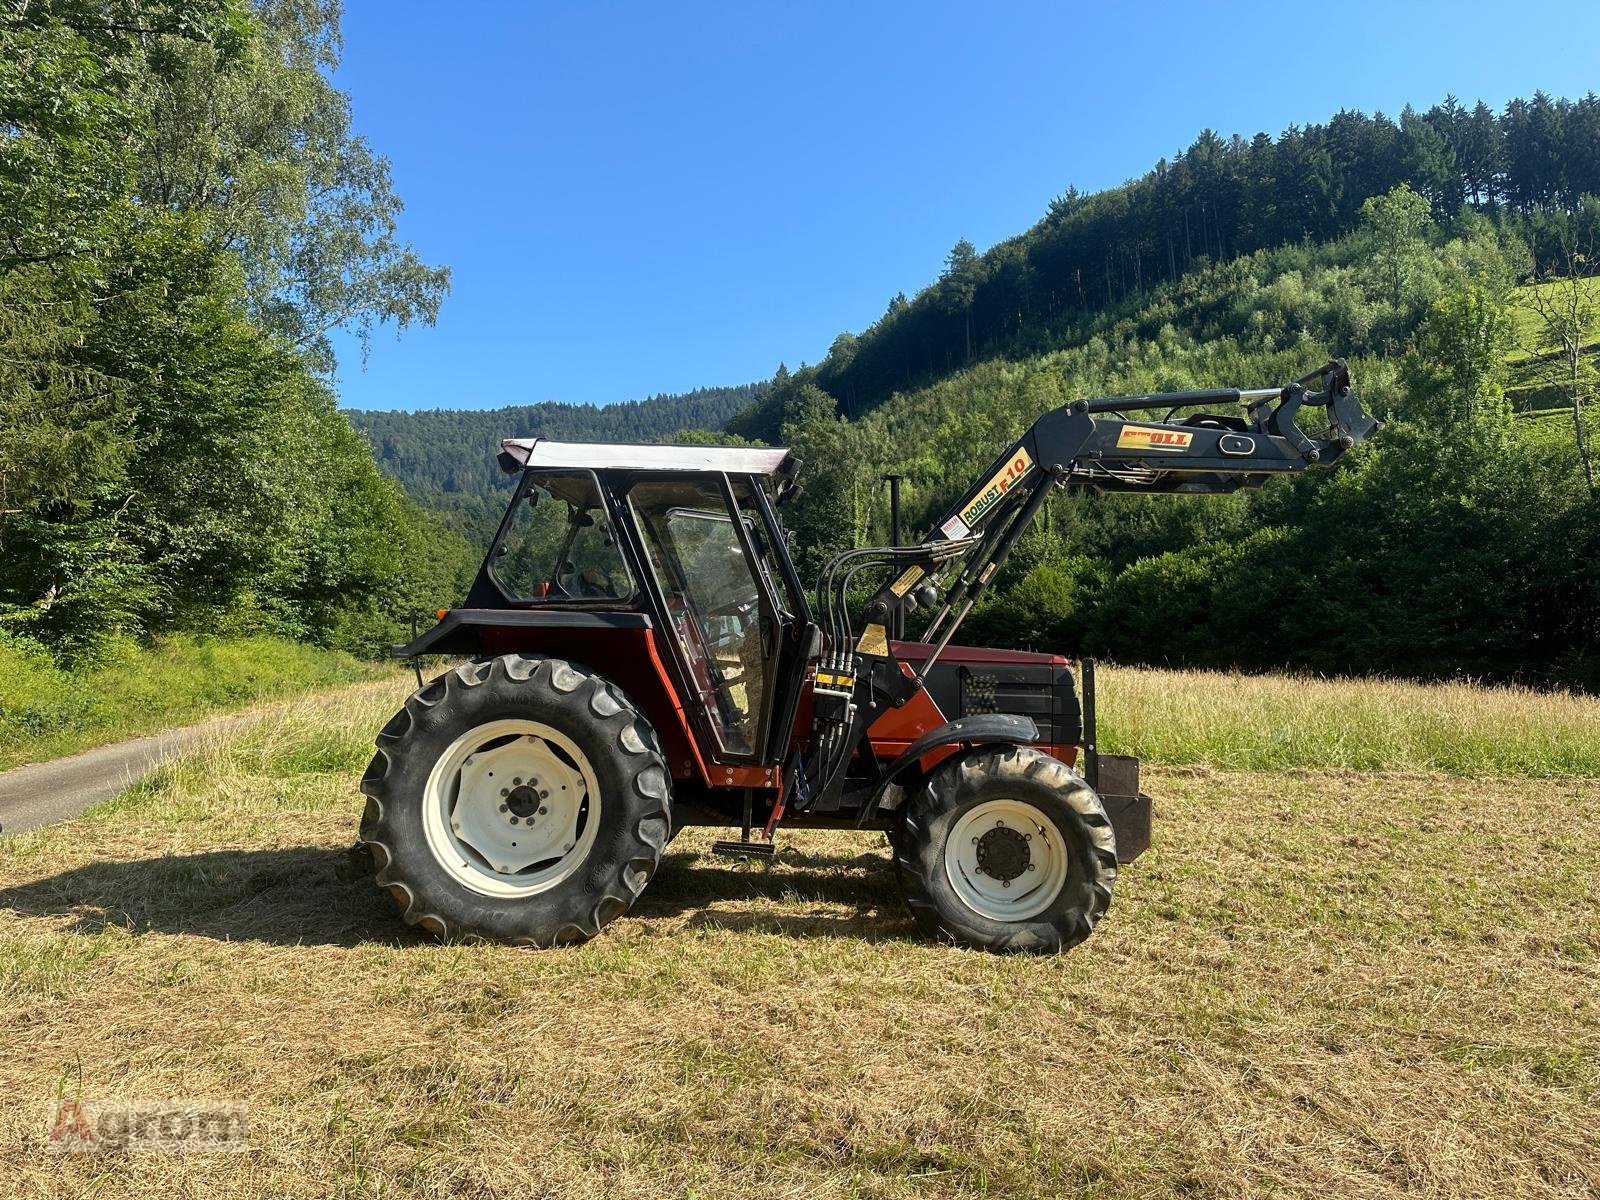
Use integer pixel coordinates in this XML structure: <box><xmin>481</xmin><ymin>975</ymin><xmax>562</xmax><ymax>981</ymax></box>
<box><xmin>491</xmin><ymin>470</ymin><xmax>633</xmax><ymax>602</ymax></box>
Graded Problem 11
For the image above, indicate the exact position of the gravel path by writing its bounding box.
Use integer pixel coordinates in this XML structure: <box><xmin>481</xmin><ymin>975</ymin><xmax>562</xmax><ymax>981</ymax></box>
<box><xmin>0</xmin><ymin>680</ymin><xmax>398</xmax><ymax>836</ymax></box>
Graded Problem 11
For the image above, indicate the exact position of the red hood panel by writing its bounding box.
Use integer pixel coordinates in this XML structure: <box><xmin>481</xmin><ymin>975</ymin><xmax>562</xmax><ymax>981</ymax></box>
<box><xmin>891</xmin><ymin>640</ymin><xmax>1068</xmax><ymax>667</ymax></box>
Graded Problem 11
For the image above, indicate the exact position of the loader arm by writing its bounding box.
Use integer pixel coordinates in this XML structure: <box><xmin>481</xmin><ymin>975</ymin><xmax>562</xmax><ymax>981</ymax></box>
<box><xmin>800</xmin><ymin>359</ymin><xmax>1379</xmax><ymax>808</ymax></box>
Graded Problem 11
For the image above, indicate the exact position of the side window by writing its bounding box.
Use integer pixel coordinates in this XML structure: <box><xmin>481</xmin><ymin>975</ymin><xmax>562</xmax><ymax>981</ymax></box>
<box><xmin>493</xmin><ymin>470</ymin><xmax>632</xmax><ymax>602</ymax></box>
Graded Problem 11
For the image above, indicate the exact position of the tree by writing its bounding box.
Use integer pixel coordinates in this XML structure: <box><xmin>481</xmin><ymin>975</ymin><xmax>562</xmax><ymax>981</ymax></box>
<box><xmin>1409</xmin><ymin>283</ymin><xmax>1511</xmax><ymax>427</ymax></box>
<box><xmin>1458</xmin><ymin>100</ymin><xmax>1502</xmax><ymax>207</ymax></box>
<box><xmin>1517</xmin><ymin>235</ymin><xmax>1598</xmax><ymax>493</ymax></box>
<box><xmin>0</xmin><ymin>1</ymin><xmax>452</xmax><ymax>657</ymax></box>
<box><xmin>940</xmin><ymin>239</ymin><xmax>982</xmax><ymax>361</ymax></box>
<box><xmin>1360</xmin><ymin>183</ymin><xmax>1433</xmax><ymax>309</ymax></box>
<box><xmin>132</xmin><ymin>0</ymin><xmax>449</xmax><ymax>369</ymax></box>
<box><xmin>1402</xmin><ymin>104</ymin><xmax>1459</xmax><ymax>217</ymax></box>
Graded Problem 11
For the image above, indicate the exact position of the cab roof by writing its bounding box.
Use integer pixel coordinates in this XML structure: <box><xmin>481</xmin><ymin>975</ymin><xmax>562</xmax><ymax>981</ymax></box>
<box><xmin>498</xmin><ymin>438</ymin><xmax>793</xmax><ymax>477</ymax></box>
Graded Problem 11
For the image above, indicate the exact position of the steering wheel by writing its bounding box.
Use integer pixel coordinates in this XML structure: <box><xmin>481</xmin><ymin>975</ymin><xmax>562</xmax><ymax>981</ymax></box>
<box><xmin>704</xmin><ymin>594</ymin><xmax>758</xmax><ymax>621</ymax></box>
<box><xmin>556</xmin><ymin>563</ymin><xmax>617</xmax><ymax>599</ymax></box>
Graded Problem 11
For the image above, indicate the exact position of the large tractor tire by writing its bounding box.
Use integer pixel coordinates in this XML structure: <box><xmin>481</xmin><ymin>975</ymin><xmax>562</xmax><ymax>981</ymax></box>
<box><xmin>358</xmin><ymin>654</ymin><xmax>671</xmax><ymax>946</ymax></box>
<box><xmin>892</xmin><ymin>746</ymin><xmax>1117</xmax><ymax>953</ymax></box>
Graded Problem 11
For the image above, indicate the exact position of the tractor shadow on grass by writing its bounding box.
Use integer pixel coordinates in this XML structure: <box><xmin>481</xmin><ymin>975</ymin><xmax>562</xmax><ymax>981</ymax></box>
<box><xmin>0</xmin><ymin>843</ymin><xmax>914</xmax><ymax>947</ymax></box>
<box><xmin>637</xmin><ymin>844</ymin><xmax>919</xmax><ymax>944</ymax></box>
<box><xmin>0</xmin><ymin>846</ymin><xmax>418</xmax><ymax>947</ymax></box>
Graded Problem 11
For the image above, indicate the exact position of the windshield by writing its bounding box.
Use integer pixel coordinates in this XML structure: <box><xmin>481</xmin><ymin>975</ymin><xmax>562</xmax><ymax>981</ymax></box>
<box><xmin>493</xmin><ymin>470</ymin><xmax>632</xmax><ymax>602</ymax></box>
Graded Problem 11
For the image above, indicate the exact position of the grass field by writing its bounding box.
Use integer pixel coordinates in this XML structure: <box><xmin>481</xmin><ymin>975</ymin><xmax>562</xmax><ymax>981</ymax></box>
<box><xmin>0</xmin><ymin>634</ymin><xmax>384</xmax><ymax>772</ymax></box>
<box><xmin>1098</xmin><ymin>667</ymin><xmax>1600</xmax><ymax>777</ymax></box>
<box><xmin>1</xmin><ymin>671</ymin><xmax>1597</xmax><ymax>1198</ymax></box>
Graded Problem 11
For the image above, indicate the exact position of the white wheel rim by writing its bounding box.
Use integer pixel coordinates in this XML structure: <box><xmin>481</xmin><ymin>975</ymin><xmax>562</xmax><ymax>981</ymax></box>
<box><xmin>944</xmin><ymin>798</ymin><xmax>1070</xmax><ymax>922</ymax></box>
<box><xmin>422</xmin><ymin>719</ymin><xmax>601</xmax><ymax>898</ymax></box>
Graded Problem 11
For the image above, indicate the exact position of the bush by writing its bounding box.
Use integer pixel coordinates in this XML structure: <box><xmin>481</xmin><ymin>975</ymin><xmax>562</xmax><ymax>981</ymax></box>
<box><xmin>961</xmin><ymin>559</ymin><xmax>1105</xmax><ymax>654</ymax></box>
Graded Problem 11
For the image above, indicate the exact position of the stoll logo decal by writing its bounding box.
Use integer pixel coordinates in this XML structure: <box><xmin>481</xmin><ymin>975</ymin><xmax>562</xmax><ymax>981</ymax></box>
<box><xmin>1116</xmin><ymin>425</ymin><xmax>1194</xmax><ymax>452</ymax></box>
<box><xmin>45</xmin><ymin>1093</ymin><xmax>249</xmax><ymax>1153</ymax></box>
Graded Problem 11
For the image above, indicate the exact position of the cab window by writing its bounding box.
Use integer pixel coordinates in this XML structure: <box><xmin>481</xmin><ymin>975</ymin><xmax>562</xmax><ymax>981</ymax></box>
<box><xmin>493</xmin><ymin>470</ymin><xmax>632</xmax><ymax>602</ymax></box>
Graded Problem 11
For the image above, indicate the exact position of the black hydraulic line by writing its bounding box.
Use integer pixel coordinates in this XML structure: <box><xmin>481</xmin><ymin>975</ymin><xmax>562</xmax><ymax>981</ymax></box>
<box><xmin>820</xmin><ymin>540</ymin><xmax>934</xmax><ymax>666</ymax></box>
<box><xmin>832</xmin><ymin>557</ymin><xmax>893</xmax><ymax>661</ymax></box>
<box><xmin>816</xmin><ymin>547</ymin><xmax>879</xmax><ymax>662</ymax></box>
<box><xmin>819</xmin><ymin>546</ymin><xmax>920</xmax><ymax>666</ymax></box>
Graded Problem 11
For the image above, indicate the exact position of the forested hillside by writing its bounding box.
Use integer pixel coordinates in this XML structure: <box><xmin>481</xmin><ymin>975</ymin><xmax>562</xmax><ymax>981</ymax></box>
<box><xmin>349</xmin><ymin>383</ymin><xmax>761</xmax><ymax>538</ymax></box>
<box><xmin>741</xmin><ymin>92</ymin><xmax>1600</xmax><ymax>689</ymax></box>
<box><xmin>1</xmin><ymin>0</ymin><xmax>472</xmax><ymax>662</ymax></box>
<box><xmin>731</xmin><ymin>91</ymin><xmax>1600</xmax><ymax>436</ymax></box>
<box><xmin>771</xmin><ymin>206</ymin><xmax>1595</xmax><ymax>687</ymax></box>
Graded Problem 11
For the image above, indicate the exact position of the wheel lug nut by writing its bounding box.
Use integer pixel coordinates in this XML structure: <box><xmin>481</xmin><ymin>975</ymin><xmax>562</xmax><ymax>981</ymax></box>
<box><xmin>499</xmin><ymin>804</ymin><xmax>509</xmax><ymax>813</ymax></box>
<box><xmin>539</xmin><ymin>789</ymin><xmax>549</xmax><ymax>800</ymax></box>
<box><xmin>1002</xmin><ymin>879</ymin><xmax>1011</xmax><ymax>888</ymax></box>
<box><xmin>1027</xmin><ymin>863</ymin><xmax>1036</xmax><ymax>872</ymax></box>
<box><xmin>509</xmin><ymin>816</ymin><xmax>520</xmax><ymax>825</ymax></box>
<box><xmin>513</xmin><ymin>777</ymin><xmax>523</xmax><ymax>786</ymax></box>
<box><xmin>538</xmin><ymin>806</ymin><xmax>548</xmax><ymax>815</ymax></box>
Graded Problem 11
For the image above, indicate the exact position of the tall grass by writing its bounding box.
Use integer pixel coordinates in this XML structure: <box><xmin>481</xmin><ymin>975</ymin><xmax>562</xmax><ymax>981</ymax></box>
<box><xmin>0</xmin><ymin>634</ymin><xmax>381</xmax><ymax>771</ymax></box>
<box><xmin>1099</xmin><ymin>665</ymin><xmax>1600</xmax><ymax>777</ymax></box>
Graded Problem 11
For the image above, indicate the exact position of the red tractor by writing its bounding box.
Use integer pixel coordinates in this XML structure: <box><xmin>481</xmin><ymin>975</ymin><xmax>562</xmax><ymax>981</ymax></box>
<box><xmin>360</xmin><ymin>362</ymin><xmax>1376</xmax><ymax>951</ymax></box>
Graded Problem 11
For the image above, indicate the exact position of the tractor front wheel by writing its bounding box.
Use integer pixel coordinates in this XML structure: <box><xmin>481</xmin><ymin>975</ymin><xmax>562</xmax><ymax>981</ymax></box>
<box><xmin>359</xmin><ymin>655</ymin><xmax>671</xmax><ymax>946</ymax></box>
<box><xmin>892</xmin><ymin>746</ymin><xmax>1117</xmax><ymax>953</ymax></box>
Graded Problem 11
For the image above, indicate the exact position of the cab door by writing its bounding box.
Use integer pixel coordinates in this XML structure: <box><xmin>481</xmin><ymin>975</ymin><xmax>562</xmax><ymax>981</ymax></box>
<box><xmin>625</xmin><ymin>476</ymin><xmax>782</xmax><ymax>763</ymax></box>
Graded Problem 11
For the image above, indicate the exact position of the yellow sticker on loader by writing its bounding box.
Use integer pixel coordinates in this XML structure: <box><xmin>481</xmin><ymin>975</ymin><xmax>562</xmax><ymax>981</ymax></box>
<box><xmin>954</xmin><ymin>447</ymin><xmax>1035</xmax><ymax>532</ymax></box>
<box><xmin>1116</xmin><ymin>425</ymin><xmax>1194</xmax><ymax>452</ymax></box>
<box><xmin>889</xmin><ymin>566</ymin><xmax>924</xmax><ymax>596</ymax></box>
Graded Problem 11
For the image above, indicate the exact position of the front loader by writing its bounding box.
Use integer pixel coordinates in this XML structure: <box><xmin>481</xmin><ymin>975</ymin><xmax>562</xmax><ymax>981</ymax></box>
<box><xmin>359</xmin><ymin>360</ymin><xmax>1377</xmax><ymax>951</ymax></box>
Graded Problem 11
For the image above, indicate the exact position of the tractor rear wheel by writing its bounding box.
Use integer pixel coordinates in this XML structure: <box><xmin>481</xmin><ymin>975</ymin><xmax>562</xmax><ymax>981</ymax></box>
<box><xmin>892</xmin><ymin>746</ymin><xmax>1117</xmax><ymax>953</ymax></box>
<box><xmin>358</xmin><ymin>655</ymin><xmax>671</xmax><ymax>946</ymax></box>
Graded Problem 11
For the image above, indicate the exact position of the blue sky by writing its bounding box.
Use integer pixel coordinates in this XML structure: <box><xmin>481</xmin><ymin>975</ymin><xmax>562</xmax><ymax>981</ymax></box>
<box><xmin>329</xmin><ymin>0</ymin><xmax>1600</xmax><ymax>412</ymax></box>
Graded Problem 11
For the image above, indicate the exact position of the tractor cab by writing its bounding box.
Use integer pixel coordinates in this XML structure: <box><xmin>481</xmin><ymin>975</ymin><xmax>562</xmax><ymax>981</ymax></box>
<box><xmin>432</xmin><ymin>443</ymin><xmax>815</xmax><ymax>784</ymax></box>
